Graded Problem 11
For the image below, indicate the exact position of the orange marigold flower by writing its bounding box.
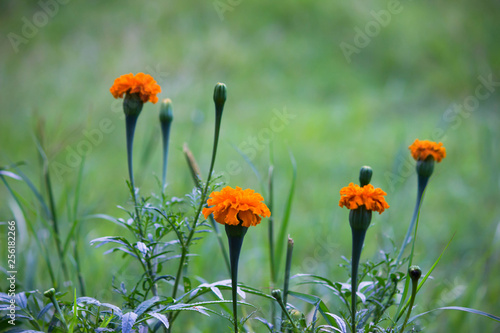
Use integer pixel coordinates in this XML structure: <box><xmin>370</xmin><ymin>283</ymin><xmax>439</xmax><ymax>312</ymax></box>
<box><xmin>339</xmin><ymin>183</ymin><xmax>389</xmax><ymax>214</ymax></box>
<box><xmin>110</xmin><ymin>73</ymin><xmax>161</xmax><ymax>104</ymax></box>
<box><xmin>202</xmin><ymin>186</ymin><xmax>271</xmax><ymax>227</ymax></box>
<box><xmin>408</xmin><ymin>139</ymin><xmax>446</xmax><ymax>163</ymax></box>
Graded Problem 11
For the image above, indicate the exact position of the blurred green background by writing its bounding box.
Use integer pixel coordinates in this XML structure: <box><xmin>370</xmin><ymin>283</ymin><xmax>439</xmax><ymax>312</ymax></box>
<box><xmin>1</xmin><ymin>0</ymin><xmax>499</xmax><ymax>331</ymax></box>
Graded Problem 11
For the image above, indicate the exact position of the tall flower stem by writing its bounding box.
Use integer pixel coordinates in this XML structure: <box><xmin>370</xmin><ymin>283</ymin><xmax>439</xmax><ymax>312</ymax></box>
<box><xmin>160</xmin><ymin>99</ymin><xmax>173</xmax><ymax>191</ymax></box>
<box><xmin>400</xmin><ymin>266</ymin><xmax>422</xmax><ymax>332</ymax></box>
<box><xmin>168</xmin><ymin>84</ymin><xmax>226</xmax><ymax>331</ymax></box>
<box><xmin>395</xmin><ymin>174</ymin><xmax>429</xmax><ymax>268</ymax></box>
<box><xmin>125</xmin><ymin>114</ymin><xmax>143</xmax><ymax>237</ymax></box>
<box><xmin>350</xmin><ymin>227</ymin><xmax>367</xmax><ymax>332</ymax></box>
<box><xmin>226</xmin><ymin>224</ymin><xmax>248</xmax><ymax>333</ymax></box>
<box><xmin>183</xmin><ymin>143</ymin><xmax>231</xmax><ymax>274</ymax></box>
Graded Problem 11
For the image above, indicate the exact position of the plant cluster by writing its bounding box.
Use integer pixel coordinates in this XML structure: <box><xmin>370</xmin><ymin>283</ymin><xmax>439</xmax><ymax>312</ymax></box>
<box><xmin>1</xmin><ymin>74</ymin><xmax>499</xmax><ymax>332</ymax></box>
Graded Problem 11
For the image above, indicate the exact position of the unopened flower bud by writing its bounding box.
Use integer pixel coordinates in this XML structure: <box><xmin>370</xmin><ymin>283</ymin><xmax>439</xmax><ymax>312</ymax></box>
<box><xmin>271</xmin><ymin>289</ymin><xmax>282</xmax><ymax>301</ymax></box>
<box><xmin>44</xmin><ymin>288</ymin><xmax>56</xmax><ymax>299</ymax></box>
<box><xmin>159</xmin><ymin>98</ymin><xmax>173</xmax><ymax>123</ymax></box>
<box><xmin>409</xmin><ymin>265</ymin><xmax>422</xmax><ymax>280</ymax></box>
<box><xmin>359</xmin><ymin>166</ymin><xmax>373</xmax><ymax>186</ymax></box>
<box><xmin>213</xmin><ymin>82</ymin><xmax>227</xmax><ymax>107</ymax></box>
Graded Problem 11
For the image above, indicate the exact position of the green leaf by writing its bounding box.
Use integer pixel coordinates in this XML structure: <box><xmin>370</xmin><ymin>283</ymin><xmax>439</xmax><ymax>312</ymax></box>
<box><xmin>183</xmin><ymin>277</ymin><xmax>192</xmax><ymax>293</ymax></box>
<box><xmin>68</xmin><ymin>290</ymin><xmax>77</xmax><ymax>333</ymax></box>
<box><xmin>90</xmin><ymin>236</ymin><xmax>132</xmax><ymax>249</ymax></box>
<box><xmin>275</xmin><ymin>149</ymin><xmax>297</xmax><ymax>275</ymax></box>
<box><xmin>408</xmin><ymin>306</ymin><xmax>500</xmax><ymax>324</ymax></box>
<box><xmin>0</xmin><ymin>170</ymin><xmax>22</xmax><ymax>180</ymax></box>
<box><xmin>398</xmin><ymin>233</ymin><xmax>455</xmax><ymax>321</ymax></box>
<box><xmin>148</xmin><ymin>312</ymin><xmax>169</xmax><ymax>329</ymax></box>
<box><xmin>288</xmin><ymin>290</ymin><xmax>333</xmax><ymax>326</ymax></box>
<box><xmin>121</xmin><ymin>312</ymin><xmax>138</xmax><ymax>333</ymax></box>
<box><xmin>134</xmin><ymin>296</ymin><xmax>160</xmax><ymax>317</ymax></box>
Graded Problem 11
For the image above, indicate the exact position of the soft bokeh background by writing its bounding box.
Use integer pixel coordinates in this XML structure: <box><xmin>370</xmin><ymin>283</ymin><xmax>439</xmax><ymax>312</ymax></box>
<box><xmin>1</xmin><ymin>0</ymin><xmax>499</xmax><ymax>331</ymax></box>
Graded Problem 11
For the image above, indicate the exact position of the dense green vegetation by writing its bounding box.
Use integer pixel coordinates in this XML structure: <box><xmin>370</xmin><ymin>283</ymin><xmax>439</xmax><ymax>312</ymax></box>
<box><xmin>1</xmin><ymin>0</ymin><xmax>499</xmax><ymax>331</ymax></box>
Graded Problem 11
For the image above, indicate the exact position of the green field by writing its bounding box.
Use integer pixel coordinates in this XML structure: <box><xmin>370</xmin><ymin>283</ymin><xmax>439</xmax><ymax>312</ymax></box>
<box><xmin>1</xmin><ymin>0</ymin><xmax>499</xmax><ymax>332</ymax></box>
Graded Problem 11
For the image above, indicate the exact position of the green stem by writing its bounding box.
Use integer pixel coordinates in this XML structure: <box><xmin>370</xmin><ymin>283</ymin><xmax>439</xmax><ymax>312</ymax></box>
<box><xmin>395</xmin><ymin>175</ymin><xmax>429</xmax><ymax>268</ymax></box>
<box><xmin>226</xmin><ymin>227</ymin><xmax>247</xmax><ymax>333</ymax></box>
<box><xmin>182</xmin><ymin>144</ymin><xmax>230</xmax><ymax>274</ymax></box>
<box><xmin>160</xmin><ymin>119</ymin><xmax>172</xmax><ymax>190</ymax></box>
<box><xmin>401</xmin><ymin>276</ymin><xmax>419</xmax><ymax>332</ymax></box>
<box><xmin>168</xmin><ymin>100</ymin><xmax>223</xmax><ymax>331</ymax></box>
<box><xmin>125</xmin><ymin>114</ymin><xmax>143</xmax><ymax>238</ymax></box>
<box><xmin>274</xmin><ymin>291</ymin><xmax>299</xmax><ymax>333</ymax></box>
<box><xmin>350</xmin><ymin>228</ymin><xmax>367</xmax><ymax>333</ymax></box>
<box><xmin>49</xmin><ymin>294</ymin><xmax>68</xmax><ymax>330</ymax></box>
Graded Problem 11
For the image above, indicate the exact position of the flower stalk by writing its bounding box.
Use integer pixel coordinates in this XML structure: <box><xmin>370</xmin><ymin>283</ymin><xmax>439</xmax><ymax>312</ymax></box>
<box><xmin>159</xmin><ymin>98</ymin><xmax>173</xmax><ymax>191</ymax></box>
<box><xmin>395</xmin><ymin>139</ymin><xmax>446</xmax><ymax>268</ymax></box>
<box><xmin>226</xmin><ymin>223</ymin><xmax>248</xmax><ymax>333</ymax></box>
<box><xmin>400</xmin><ymin>265</ymin><xmax>422</xmax><ymax>331</ymax></box>
<box><xmin>44</xmin><ymin>288</ymin><xmax>68</xmax><ymax>329</ymax></box>
<box><xmin>338</xmin><ymin>166</ymin><xmax>389</xmax><ymax>332</ymax></box>
<box><xmin>169</xmin><ymin>83</ymin><xmax>227</xmax><ymax>330</ymax></box>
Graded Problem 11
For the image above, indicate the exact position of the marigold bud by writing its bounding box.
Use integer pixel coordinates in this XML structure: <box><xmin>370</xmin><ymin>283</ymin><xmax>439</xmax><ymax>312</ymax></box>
<box><xmin>213</xmin><ymin>82</ymin><xmax>227</xmax><ymax>106</ymax></box>
<box><xmin>44</xmin><ymin>288</ymin><xmax>56</xmax><ymax>299</ymax></box>
<box><xmin>271</xmin><ymin>289</ymin><xmax>282</xmax><ymax>301</ymax></box>
<box><xmin>409</xmin><ymin>265</ymin><xmax>422</xmax><ymax>280</ymax></box>
<box><xmin>159</xmin><ymin>98</ymin><xmax>173</xmax><ymax>123</ymax></box>
<box><xmin>359</xmin><ymin>166</ymin><xmax>373</xmax><ymax>186</ymax></box>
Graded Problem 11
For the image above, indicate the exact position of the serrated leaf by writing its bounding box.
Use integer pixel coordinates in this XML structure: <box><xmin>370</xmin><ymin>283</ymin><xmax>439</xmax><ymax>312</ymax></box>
<box><xmin>15</xmin><ymin>292</ymin><xmax>27</xmax><ymax>309</ymax></box>
<box><xmin>134</xmin><ymin>296</ymin><xmax>159</xmax><ymax>317</ymax></box>
<box><xmin>408</xmin><ymin>306</ymin><xmax>500</xmax><ymax>324</ymax></box>
<box><xmin>0</xmin><ymin>170</ymin><xmax>22</xmax><ymax>180</ymax></box>
<box><xmin>77</xmin><ymin>297</ymin><xmax>101</xmax><ymax>306</ymax></box>
<box><xmin>325</xmin><ymin>312</ymin><xmax>348</xmax><ymax>333</ymax></box>
<box><xmin>210</xmin><ymin>286</ymin><xmax>223</xmax><ymax>300</ymax></box>
<box><xmin>148</xmin><ymin>312</ymin><xmax>169</xmax><ymax>328</ymax></box>
<box><xmin>90</xmin><ymin>236</ymin><xmax>132</xmax><ymax>249</ymax></box>
<box><xmin>121</xmin><ymin>312</ymin><xmax>138</xmax><ymax>333</ymax></box>
<box><xmin>101</xmin><ymin>303</ymin><xmax>123</xmax><ymax>317</ymax></box>
<box><xmin>37</xmin><ymin>303</ymin><xmax>54</xmax><ymax>320</ymax></box>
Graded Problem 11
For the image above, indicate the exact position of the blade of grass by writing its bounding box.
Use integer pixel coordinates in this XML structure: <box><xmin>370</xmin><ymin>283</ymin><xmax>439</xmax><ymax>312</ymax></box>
<box><xmin>34</xmin><ymin>136</ymin><xmax>70</xmax><ymax>284</ymax></box>
<box><xmin>274</xmin><ymin>149</ymin><xmax>297</xmax><ymax>276</ymax></box>
<box><xmin>1</xmin><ymin>174</ymin><xmax>57</xmax><ymax>287</ymax></box>
<box><xmin>407</xmin><ymin>306</ymin><xmax>500</xmax><ymax>325</ymax></box>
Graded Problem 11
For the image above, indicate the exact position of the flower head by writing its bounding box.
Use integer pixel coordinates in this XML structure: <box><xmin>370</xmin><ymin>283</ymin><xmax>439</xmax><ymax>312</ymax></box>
<box><xmin>409</xmin><ymin>139</ymin><xmax>446</xmax><ymax>163</ymax></box>
<box><xmin>339</xmin><ymin>183</ymin><xmax>389</xmax><ymax>214</ymax></box>
<box><xmin>110</xmin><ymin>73</ymin><xmax>161</xmax><ymax>104</ymax></box>
<box><xmin>202</xmin><ymin>186</ymin><xmax>271</xmax><ymax>227</ymax></box>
